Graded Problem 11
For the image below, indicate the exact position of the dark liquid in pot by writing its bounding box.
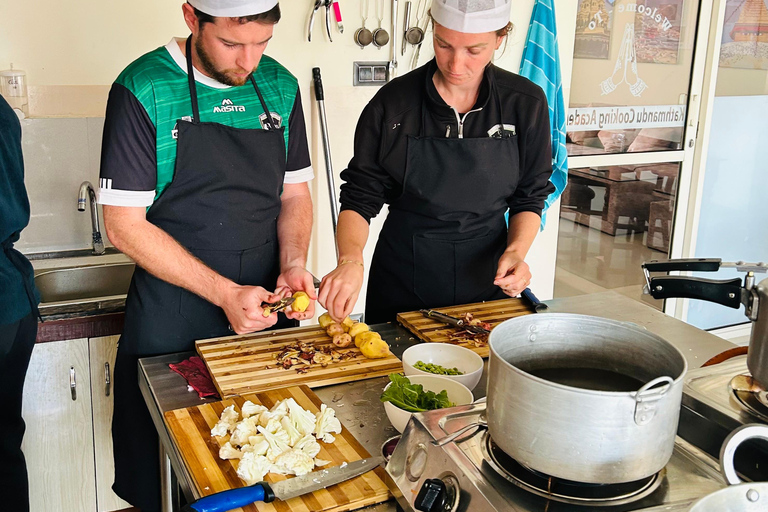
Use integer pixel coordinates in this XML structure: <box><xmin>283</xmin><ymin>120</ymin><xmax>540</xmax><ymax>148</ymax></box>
<box><xmin>528</xmin><ymin>368</ymin><xmax>645</xmax><ymax>392</ymax></box>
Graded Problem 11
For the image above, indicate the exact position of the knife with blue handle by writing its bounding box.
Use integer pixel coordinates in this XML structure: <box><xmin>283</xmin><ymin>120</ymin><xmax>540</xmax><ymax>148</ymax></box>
<box><xmin>181</xmin><ymin>455</ymin><xmax>384</xmax><ymax>512</ymax></box>
<box><xmin>521</xmin><ymin>288</ymin><xmax>548</xmax><ymax>313</ymax></box>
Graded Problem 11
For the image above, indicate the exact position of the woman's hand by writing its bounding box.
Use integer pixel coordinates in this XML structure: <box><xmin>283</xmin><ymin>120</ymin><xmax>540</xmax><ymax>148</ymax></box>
<box><xmin>318</xmin><ymin>260</ymin><xmax>365</xmax><ymax>322</ymax></box>
<box><xmin>494</xmin><ymin>250</ymin><xmax>532</xmax><ymax>298</ymax></box>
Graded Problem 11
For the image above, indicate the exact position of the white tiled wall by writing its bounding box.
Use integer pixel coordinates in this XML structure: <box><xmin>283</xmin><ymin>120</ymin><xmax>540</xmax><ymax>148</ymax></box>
<box><xmin>16</xmin><ymin>117</ymin><xmax>109</xmax><ymax>254</ymax></box>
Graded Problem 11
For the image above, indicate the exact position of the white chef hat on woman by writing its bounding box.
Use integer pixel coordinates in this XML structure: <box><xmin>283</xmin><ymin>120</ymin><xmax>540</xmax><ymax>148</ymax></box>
<box><xmin>187</xmin><ymin>0</ymin><xmax>278</xmax><ymax>17</ymax></box>
<box><xmin>431</xmin><ymin>0</ymin><xmax>512</xmax><ymax>33</ymax></box>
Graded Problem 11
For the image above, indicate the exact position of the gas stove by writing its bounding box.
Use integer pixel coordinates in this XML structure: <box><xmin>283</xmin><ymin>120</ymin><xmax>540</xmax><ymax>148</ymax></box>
<box><xmin>386</xmin><ymin>402</ymin><xmax>727</xmax><ymax>512</ymax></box>
<box><xmin>679</xmin><ymin>355</ymin><xmax>768</xmax><ymax>480</ymax></box>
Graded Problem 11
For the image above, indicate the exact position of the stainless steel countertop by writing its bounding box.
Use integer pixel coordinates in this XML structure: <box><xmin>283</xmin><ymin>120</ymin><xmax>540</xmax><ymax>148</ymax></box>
<box><xmin>138</xmin><ymin>291</ymin><xmax>735</xmax><ymax>511</ymax></box>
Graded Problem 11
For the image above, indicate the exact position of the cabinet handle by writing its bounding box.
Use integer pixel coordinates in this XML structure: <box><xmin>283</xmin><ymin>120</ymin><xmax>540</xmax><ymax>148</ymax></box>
<box><xmin>105</xmin><ymin>362</ymin><xmax>111</xmax><ymax>397</ymax></box>
<box><xmin>70</xmin><ymin>366</ymin><xmax>77</xmax><ymax>401</ymax></box>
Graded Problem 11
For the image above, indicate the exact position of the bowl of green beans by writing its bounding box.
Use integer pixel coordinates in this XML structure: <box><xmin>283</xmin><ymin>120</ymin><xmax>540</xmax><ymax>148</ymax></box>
<box><xmin>402</xmin><ymin>342</ymin><xmax>484</xmax><ymax>391</ymax></box>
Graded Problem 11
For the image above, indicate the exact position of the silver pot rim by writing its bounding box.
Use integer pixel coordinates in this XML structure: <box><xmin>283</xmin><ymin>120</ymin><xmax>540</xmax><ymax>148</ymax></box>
<box><xmin>488</xmin><ymin>313</ymin><xmax>689</xmax><ymax>397</ymax></box>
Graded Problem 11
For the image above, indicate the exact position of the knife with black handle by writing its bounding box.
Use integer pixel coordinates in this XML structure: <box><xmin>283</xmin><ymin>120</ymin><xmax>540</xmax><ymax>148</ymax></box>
<box><xmin>420</xmin><ymin>309</ymin><xmax>490</xmax><ymax>334</ymax></box>
<box><xmin>181</xmin><ymin>456</ymin><xmax>383</xmax><ymax>512</ymax></box>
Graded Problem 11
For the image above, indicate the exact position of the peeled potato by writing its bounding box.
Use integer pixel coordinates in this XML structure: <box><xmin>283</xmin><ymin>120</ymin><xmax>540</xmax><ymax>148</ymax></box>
<box><xmin>318</xmin><ymin>312</ymin><xmax>334</xmax><ymax>328</ymax></box>
<box><xmin>341</xmin><ymin>316</ymin><xmax>355</xmax><ymax>332</ymax></box>
<box><xmin>291</xmin><ymin>291</ymin><xmax>310</xmax><ymax>313</ymax></box>
<box><xmin>360</xmin><ymin>337</ymin><xmax>390</xmax><ymax>359</ymax></box>
<box><xmin>333</xmin><ymin>333</ymin><xmax>353</xmax><ymax>348</ymax></box>
<box><xmin>348</xmin><ymin>322</ymin><xmax>369</xmax><ymax>339</ymax></box>
<box><xmin>326</xmin><ymin>323</ymin><xmax>345</xmax><ymax>337</ymax></box>
<box><xmin>354</xmin><ymin>330</ymin><xmax>381</xmax><ymax>348</ymax></box>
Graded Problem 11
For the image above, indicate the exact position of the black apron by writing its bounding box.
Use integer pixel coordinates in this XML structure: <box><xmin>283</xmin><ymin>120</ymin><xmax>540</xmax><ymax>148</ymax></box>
<box><xmin>365</xmin><ymin>88</ymin><xmax>520</xmax><ymax>324</ymax></box>
<box><xmin>111</xmin><ymin>37</ymin><xmax>291</xmax><ymax>511</ymax></box>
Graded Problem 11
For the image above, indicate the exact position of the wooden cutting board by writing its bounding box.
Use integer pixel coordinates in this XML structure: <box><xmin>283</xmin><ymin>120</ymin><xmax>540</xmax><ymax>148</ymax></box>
<box><xmin>196</xmin><ymin>325</ymin><xmax>403</xmax><ymax>398</ymax></box>
<box><xmin>164</xmin><ymin>386</ymin><xmax>391</xmax><ymax>512</ymax></box>
<box><xmin>396</xmin><ymin>298</ymin><xmax>535</xmax><ymax>358</ymax></box>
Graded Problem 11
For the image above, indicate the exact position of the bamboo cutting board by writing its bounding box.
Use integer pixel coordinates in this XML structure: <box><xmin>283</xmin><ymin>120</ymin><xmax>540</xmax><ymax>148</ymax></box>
<box><xmin>164</xmin><ymin>386</ymin><xmax>391</xmax><ymax>512</ymax></box>
<box><xmin>396</xmin><ymin>298</ymin><xmax>535</xmax><ymax>358</ymax></box>
<box><xmin>196</xmin><ymin>325</ymin><xmax>403</xmax><ymax>398</ymax></box>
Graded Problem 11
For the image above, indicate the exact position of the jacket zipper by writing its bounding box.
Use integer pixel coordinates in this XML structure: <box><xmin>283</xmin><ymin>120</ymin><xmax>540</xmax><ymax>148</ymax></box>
<box><xmin>449</xmin><ymin>107</ymin><xmax>483</xmax><ymax>139</ymax></box>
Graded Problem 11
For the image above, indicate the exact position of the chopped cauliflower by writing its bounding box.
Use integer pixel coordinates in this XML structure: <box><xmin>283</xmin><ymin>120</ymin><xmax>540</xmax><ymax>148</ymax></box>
<box><xmin>272</xmin><ymin>449</ymin><xmax>315</xmax><ymax>476</ymax></box>
<box><xmin>211</xmin><ymin>405</ymin><xmax>240</xmax><ymax>437</ymax></box>
<box><xmin>241</xmin><ymin>401</ymin><xmax>267</xmax><ymax>419</ymax></box>
<box><xmin>230</xmin><ymin>416</ymin><xmax>259</xmax><ymax>447</ymax></box>
<box><xmin>236</xmin><ymin>452</ymin><xmax>271</xmax><ymax>486</ymax></box>
<box><xmin>258</xmin><ymin>425</ymin><xmax>291</xmax><ymax>462</ymax></box>
<box><xmin>286</xmin><ymin>398</ymin><xmax>317</xmax><ymax>436</ymax></box>
<box><xmin>242</xmin><ymin>435</ymin><xmax>269</xmax><ymax>456</ymax></box>
<box><xmin>314</xmin><ymin>404</ymin><xmax>342</xmax><ymax>443</ymax></box>
<box><xmin>219</xmin><ymin>442</ymin><xmax>243</xmax><ymax>460</ymax></box>
<box><xmin>215</xmin><ymin>397</ymin><xmax>343</xmax><ymax>485</ymax></box>
<box><xmin>294</xmin><ymin>434</ymin><xmax>321</xmax><ymax>459</ymax></box>
<box><xmin>280</xmin><ymin>416</ymin><xmax>303</xmax><ymax>446</ymax></box>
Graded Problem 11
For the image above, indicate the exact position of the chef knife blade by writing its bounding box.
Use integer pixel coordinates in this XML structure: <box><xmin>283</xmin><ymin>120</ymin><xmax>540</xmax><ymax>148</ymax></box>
<box><xmin>420</xmin><ymin>309</ymin><xmax>490</xmax><ymax>334</ymax></box>
<box><xmin>181</xmin><ymin>455</ymin><xmax>384</xmax><ymax>512</ymax></box>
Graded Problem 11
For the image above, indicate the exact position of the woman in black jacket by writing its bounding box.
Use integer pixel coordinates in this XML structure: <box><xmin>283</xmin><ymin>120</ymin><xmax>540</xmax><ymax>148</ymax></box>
<box><xmin>319</xmin><ymin>0</ymin><xmax>554</xmax><ymax>324</ymax></box>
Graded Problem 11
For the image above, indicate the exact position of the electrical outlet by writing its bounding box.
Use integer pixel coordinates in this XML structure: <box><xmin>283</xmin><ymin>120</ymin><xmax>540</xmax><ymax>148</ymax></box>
<box><xmin>353</xmin><ymin>62</ymin><xmax>389</xmax><ymax>86</ymax></box>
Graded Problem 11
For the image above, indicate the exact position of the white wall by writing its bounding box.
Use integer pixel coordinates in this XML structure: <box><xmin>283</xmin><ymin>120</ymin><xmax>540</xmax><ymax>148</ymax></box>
<box><xmin>3</xmin><ymin>0</ymin><xmax>577</xmax><ymax>310</ymax></box>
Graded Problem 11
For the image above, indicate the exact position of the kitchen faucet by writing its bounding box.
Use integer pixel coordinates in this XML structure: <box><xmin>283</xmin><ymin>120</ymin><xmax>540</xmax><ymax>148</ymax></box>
<box><xmin>77</xmin><ymin>181</ymin><xmax>105</xmax><ymax>255</ymax></box>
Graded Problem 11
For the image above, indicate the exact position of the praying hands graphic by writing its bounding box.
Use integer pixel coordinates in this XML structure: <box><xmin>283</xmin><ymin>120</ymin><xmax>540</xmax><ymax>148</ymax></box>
<box><xmin>600</xmin><ymin>23</ymin><xmax>648</xmax><ymax>97</ymax></box>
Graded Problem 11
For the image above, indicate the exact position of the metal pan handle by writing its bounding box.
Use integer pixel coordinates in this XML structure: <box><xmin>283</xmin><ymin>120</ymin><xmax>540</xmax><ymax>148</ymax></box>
<box><xmin>632</xmin><ymin>376</ymin><xmax>674</xmax><ymax>426</ymax></box>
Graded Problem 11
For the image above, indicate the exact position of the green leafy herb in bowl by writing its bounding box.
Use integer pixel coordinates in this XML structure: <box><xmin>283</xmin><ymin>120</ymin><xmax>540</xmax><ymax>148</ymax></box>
<box><xmin>381</xmin><ymin>373</ymin><xmax>455</xmax><ymax>412</ymax></box>
<box><xmin>381</xmin><ymin>373</ymin><xmax>474</xmax><ymax>433</ymax></box>
<box><xmin>414</xmin><ymin>360</ymin><xmax>464</xmax><ymax>375</ymax></box>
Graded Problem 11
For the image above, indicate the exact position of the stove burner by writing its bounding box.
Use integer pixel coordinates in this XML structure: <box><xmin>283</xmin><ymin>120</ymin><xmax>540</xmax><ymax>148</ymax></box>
<box><xmin>729</xmin><ymin>374</ymin><xmax>768</xmax><ymax>422</ymax></box>
<box><xmin>481</xmin><ymin>434</ymin><xmax>664</xmax><ymax>506</ymax></box>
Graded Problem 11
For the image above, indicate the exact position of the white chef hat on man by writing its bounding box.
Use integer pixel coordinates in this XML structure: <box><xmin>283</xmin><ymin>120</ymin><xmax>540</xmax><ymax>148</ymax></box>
<box><xmin>431</xmin><ymin>0</ymin><xmax>512</xmax><ymax>33</ymax></box>
<box><xmin>187</xmin><ymin>0</ymin><xmax>278</xmax><ymax>17</ymax></box>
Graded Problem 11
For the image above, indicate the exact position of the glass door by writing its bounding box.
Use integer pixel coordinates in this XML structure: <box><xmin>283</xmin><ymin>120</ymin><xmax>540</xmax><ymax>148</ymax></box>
<box><xmin>682</xmin><ymin>0</ymin><xmax>768</xmax><ymax>330</ymax></box>
<box><xmin>556</xmin><ymin>0</ymin><xmax>713</xmax><ymax>310</ymax></box>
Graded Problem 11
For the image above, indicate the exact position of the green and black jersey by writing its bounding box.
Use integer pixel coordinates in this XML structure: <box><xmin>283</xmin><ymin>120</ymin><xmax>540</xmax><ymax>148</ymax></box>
<box><xmin>98</xmin><ymin>38</ymin><xmax>312</xmax><ymax>207</ymax></box>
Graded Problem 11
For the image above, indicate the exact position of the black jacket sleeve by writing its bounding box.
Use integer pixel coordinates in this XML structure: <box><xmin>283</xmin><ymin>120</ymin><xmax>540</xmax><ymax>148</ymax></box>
<box><xmin>507</xmin><ymin>88</ymin><xmax>555</xmax><ymax>217</ymax></box>
<box><xmin>339</xmin><ymin>101</ymin><xmax>398</xmax><ymax>223</ymax></box>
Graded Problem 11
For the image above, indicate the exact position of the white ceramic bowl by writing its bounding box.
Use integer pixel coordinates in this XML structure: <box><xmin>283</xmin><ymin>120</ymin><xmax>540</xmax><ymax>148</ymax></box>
<box><xmin>402</xmin><ymin>343</ymin><xmax>484</xmax><ymax>391</ymax></box>
<box><xmin>383</xmin><ymin>374</ymin><xmax>474</xmax><ymax>433</ymax></box>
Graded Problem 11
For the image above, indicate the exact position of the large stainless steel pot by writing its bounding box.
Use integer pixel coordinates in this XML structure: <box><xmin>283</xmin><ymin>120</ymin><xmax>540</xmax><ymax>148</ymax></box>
<box><xmin>689</xmin><ymin>424</ymin><xmax>768</xmax><ymax>511</ymax></box>
<box><xmin>487</xmin><ymin>313</ymin><xmax>687</xmax><ymax>484</ymax></box>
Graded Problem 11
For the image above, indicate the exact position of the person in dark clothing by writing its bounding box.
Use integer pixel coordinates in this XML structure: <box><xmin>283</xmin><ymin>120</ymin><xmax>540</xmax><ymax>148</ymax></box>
<box><xmin>0</xmin><ymin>94</ymin><xmax>41</xmax><ymax>512</ymax></box>
<box><xmin>318</xmin><ymin>0</ymin><xmax>555</xmax><ymax>324</ymax></box>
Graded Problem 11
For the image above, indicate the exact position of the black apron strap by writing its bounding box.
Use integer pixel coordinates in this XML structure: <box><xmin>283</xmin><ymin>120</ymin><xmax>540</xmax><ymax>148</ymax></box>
<box><xmin>250</xmin><ymin>75</ymin><xmax>277</xmax><ymax>131</ymax></box>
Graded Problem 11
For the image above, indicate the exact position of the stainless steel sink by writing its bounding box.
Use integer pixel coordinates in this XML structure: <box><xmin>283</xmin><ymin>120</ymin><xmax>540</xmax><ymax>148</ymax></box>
<box><xmin>34</xmin><ymin>263</ymin><xmax>135</xmax><ymax>304</ymax></box>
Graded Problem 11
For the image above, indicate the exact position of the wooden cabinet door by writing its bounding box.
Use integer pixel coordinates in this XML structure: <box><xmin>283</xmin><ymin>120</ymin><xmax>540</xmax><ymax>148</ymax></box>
<box><xmin>89</xmin><ymin>335</ymin><xmax>130</xmax><ymax>512</ymax></box>
<box><xmin>21</xmin><ymin>338</ymin><xmax>97</xmax><ymax>512</ymax></box>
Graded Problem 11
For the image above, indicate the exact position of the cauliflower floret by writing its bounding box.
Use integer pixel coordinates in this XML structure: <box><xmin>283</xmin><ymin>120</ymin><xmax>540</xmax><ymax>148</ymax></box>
<box><xmin>280</xmin><ymin>416</ymin><xmax>303</xmax><ymax>446</ymax></box>
<box><xmin>241</xmin><ymin>401</ymin><xmax>268</xmax><ymax>419</ymax></box>
<box><xmin>272</xmin><ymin>449</ymin><xmax>315</xmax><ymax>476</ymax></box>
<box><xmin>294</xmin><ymin>434</ymin><xmax>321</xmax><ymax>459</ymax></box>
<box><xmin>286</xmin><ymin>398</ymin><xmax>317</xmax><ymax>437</ymax></box>
<box><xmin>258</xmin><ymin>425</ymin><xmax>291</xmax><ymax>462</ymax></box>
<box><xmin>219</xmin><ymin>442</ymin><xmax>243</xmax><ymax>460</ymax></box>
<box><xmin>258</xmin><ymin>408</ymin><xmax>287</xmax><ymax>428</ymax></box>
<box><xmin>261</xmin><ymin>417</ymin><xmax>283</xmax><ymax>435</ymax></box>
<box><xmin>229</xmin><ymin>416</ymin><xmax>259</xmax><ymax>447</ymax></box>
<box><xmin>236</xmin><ymin>452</ymin><xmax>271</xmax><ymax>485</ymax></box>
<box><xmin>211</xmin><ymin>405</ymin><xmax>240</xmax><ymax>437</ymax></box>
<box><xmin>314</xmin><ymin>458</ymin><xmax>331</xmax><ymax>467</ymax></box>
<box><xmin>314</xmin><ymin>404</ymin><xmax>342</xmax><ymax>443</ymax></box>
<box><xmin>241</xmin><ymin>435</ymin><xmax>269</xmax><ymax>456</ymax></box>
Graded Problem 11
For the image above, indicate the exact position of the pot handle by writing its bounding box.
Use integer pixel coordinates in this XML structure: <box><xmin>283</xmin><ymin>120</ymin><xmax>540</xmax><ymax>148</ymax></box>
<box><xmin>632</xmin><ymin>376</ymin><xmax>674</xmax><ymax>426</ymax></box>
<box><xmin>720</xmin><ymin>423</ymin><xmax>768</xmax><ymax>485</ymax></box>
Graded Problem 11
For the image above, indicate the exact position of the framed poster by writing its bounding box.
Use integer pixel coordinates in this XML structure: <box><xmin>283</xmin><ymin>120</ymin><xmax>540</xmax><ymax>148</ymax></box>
<box><xmin>633</xmin><ymin>0</ymin><xmax>684</xmax><ymax>64</ymax></box>
<box><xmin>719</xmin><ymin>0</ymin><xmax>768</xmax><ymax>70</ymax></box>
<box><xmin>575</xmin><ymin>0</ymin><xmax>615</xmax><ymax>59</ymax></box>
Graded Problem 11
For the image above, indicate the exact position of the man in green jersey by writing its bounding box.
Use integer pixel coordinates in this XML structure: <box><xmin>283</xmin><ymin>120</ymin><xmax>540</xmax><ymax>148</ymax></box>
<box><xmin>98</xmin><ymin>1</ymin><xmax>314</xmax><ymax>509</ymax></box>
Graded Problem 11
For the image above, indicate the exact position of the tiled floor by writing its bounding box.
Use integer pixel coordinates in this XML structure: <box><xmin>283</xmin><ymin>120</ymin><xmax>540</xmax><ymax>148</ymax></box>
<box><xmin>554</xmin><ymin>217</ymin><xmax>667</xmax><ymax>310</ymax></box>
